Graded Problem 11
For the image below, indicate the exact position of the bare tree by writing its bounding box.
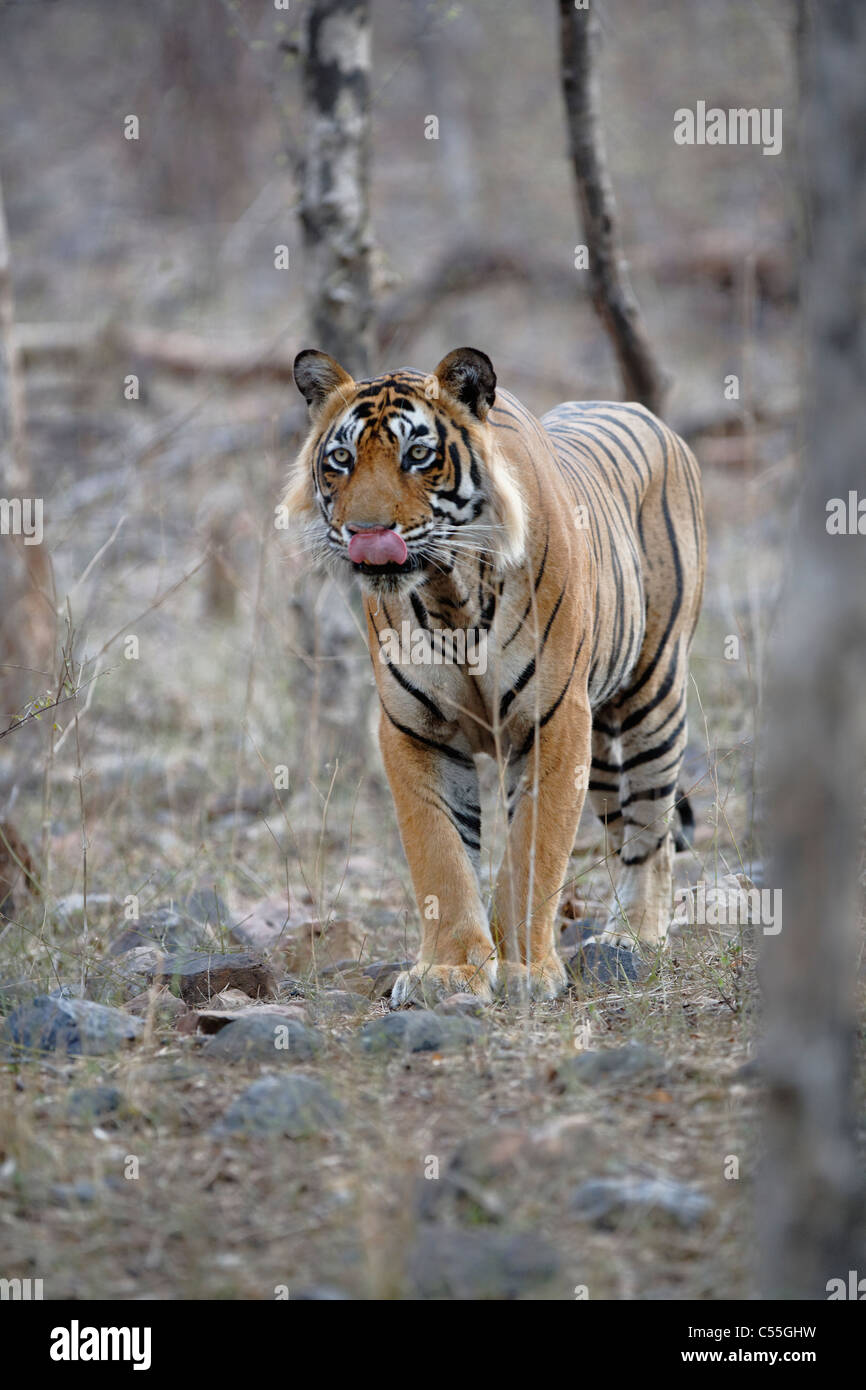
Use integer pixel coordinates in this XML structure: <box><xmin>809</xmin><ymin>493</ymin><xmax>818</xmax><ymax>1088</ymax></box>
<box><xmin>759</xmin><ymin>0</ymin><xmax>866</xmax><ymax>1298</ymax></box>
<box><xmin>290</xmin><ymin>0</ymin><xmax>376</xmax><ymax>772</ymax></box>
<box><xmin>299</xmin><ymin>0</ymin><xmax>374</xmax><ymax>377</ymax></box>
<box><xmin>557</xmin><ymin>2</ymin><xmax>667</xmax><ymax>416</ymax></box>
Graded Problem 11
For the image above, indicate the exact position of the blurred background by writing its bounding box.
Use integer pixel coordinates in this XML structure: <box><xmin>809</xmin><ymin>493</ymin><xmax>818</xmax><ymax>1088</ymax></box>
<box><xmin>0</xmin><ymin>0</ymin><xmax>815</xmax><ymax>1302</ymax></box>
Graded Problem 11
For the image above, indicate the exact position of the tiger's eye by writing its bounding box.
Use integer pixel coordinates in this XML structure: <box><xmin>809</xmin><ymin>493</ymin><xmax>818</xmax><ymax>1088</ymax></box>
<box><xmin>331</xmin><ymin>447</ymin><xmax>351</xmax><ymax>465</ymax></box>
<box><xmin>409</xmin><ymin>444</ymin><xmax>431</xmax><ymax>462</ymax></box>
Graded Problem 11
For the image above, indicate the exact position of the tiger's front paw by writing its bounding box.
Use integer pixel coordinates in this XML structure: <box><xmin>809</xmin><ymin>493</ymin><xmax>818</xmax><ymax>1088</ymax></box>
<box><xmin>496</xmin><ymin>954</ymin><xmax>567</xmax><ymax>1003</ymax></box>
<box><xmin>390</xmin><ymin>960</ymin><xmax>496</xmax><ymax>1010</ymax></box>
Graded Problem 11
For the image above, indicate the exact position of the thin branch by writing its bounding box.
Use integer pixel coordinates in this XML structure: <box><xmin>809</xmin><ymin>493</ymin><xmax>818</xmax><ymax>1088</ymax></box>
<box><xmin>558</xmin><ymin>2</ymin><xmax>668</xmax><ymax>415</ymax></box>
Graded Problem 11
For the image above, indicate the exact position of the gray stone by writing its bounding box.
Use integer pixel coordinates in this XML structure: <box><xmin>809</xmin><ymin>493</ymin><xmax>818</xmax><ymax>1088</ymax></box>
<box><xmin>358</xmin><ymin>1012</ymin><xmax>410</xmax><ymax>1052</ymax></box>
<box><xmin>405</xmin><ymin>1010</ymin><xmax>481</xmax><ymax>1051</ymax></box>
<box><xmin>6</xmin><ymin>995</ymin><xmax>143</xmax><ymax>1056</ymax></box>
<box><xmin>50</xmin><ymin>1177</ymin><xmax>123</xmax><ymax>1205</ymax></box>
<box><xmin>359</xmin><ymin>1008</ymin><xmax>481</xmax><ymax>1054</ymax></box>
<box><xmin>555</xmin><ymin>1043</ymin><xmax>665</xmax><ymax>1087</ymax></box>
<box><xmin>205</xmin><ymin>1014</ymin><xmax>322</xmax><ymax>1062</ymax></box>
<box><xmin>107</xmin><ymin>906</ymin><xmax>213</xmax><ymax>957</ymax></box>
<box><xmin>407</xmin><ymin>1226</ymin><xmax>559</xmax><ymax>1299</ymax></box>
<box><xmin>565</xmin><ymin>941</ymin><xmax>650</xmax><ymax>987</ymax></box>
<box><xmin>570</xmin><ymin>1175</ymin><xmax>711</xmax><ymax>1229</ymax></box>
<box><xmin>65</xmin><ymin>1083</ymin><xmax>127</xmax><ymax>1123</ymax></box>
<box><xmin>212</xmin><ymin>1074</ymin><xmax>343</xmax><ymax>1138</ymax></box>
<box><xmin>177</xmin><ymin>887</ymin><xmax>231</xmax><ymax>932</ymax></box>
<box><xmin>308</xmin><ymin>990</ymin><xmax>370</xmax><ymax>1020</ymax></box>
<box><xmin>559</xmin><ymin>920</ymin><xmax>601</xmax><ymax>949</ymax></box>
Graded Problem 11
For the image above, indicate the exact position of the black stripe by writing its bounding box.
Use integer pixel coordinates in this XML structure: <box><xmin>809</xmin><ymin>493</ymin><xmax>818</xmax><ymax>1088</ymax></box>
<box><xmin>620</xmin><ymin>712</ymin><xmax>687</xmax><ymax>773</ymax></box>
<box><xmin>381</xmin><ymin>704</ymin><xmax>472</xmax><ymax>767</ymax></box>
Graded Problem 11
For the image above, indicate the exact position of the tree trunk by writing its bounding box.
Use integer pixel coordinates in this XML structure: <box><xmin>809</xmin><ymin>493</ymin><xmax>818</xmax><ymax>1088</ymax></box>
<box><xmin>299</xmin><ymin>0</ymin><xmax>374</xmax><ymax>377</ymax></box>
<box><xmin>0</xmin><ymin>176</ymin><xmax>55</xmax><ymax>727</ymax></box>
<box><xmin>759</xmin><ymin>0</ymin><xmax>866</xmax><ymax>1299</ymax></box>
<box><xmin>291</xmin><ymin>0</ymin><xmax>375</xmax><ymax>774</ymax></box>
<box><xmin>557</xmin><ymin>1</ymin><xmax>667</xmax><ymax>416</ymax></box>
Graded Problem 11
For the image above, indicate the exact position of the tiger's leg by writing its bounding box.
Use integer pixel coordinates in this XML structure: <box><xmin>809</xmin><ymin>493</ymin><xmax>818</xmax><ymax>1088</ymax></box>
<box><xmin>593</xmin><ymin>639</ymin><xmax>688</xmax><ymax>948</ymax></box>
<box><xmin>381</xmin><ymin>716</ymin><xmax>497</xmax><ymax>1007</ymax></box>
<box><xmin>587</xmin><ymin>704</ymin><xmax>626</xmax><ymax>856</ymax></box>
<box><xmin>493</xmin><ymin>695</ymin><xmax>592</xmax><ymax>1000</ymax></box>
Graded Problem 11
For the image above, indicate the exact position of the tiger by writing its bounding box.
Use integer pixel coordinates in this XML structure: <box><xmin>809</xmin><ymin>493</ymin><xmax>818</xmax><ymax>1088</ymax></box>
<box><xmin>282</xmin><ymin>346</ymin><xmax>705</xmax><ymax>1005</ymax></box>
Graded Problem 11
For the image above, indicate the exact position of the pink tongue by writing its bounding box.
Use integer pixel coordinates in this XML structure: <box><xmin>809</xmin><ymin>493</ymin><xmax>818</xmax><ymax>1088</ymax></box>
<box><xmin>348</xmin><ymin>529</ymin><xmax>408</xmax><ymax>566</ymax></box>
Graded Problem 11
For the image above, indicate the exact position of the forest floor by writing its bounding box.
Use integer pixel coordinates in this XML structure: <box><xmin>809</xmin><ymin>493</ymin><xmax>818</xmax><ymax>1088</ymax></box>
<box><xmin>0</xmin><ymin>425</ymin><xmax>809</xmax><ymax>1301</ymax></box>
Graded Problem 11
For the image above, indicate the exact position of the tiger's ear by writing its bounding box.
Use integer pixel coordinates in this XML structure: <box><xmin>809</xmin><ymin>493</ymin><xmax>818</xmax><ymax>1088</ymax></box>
<box><xmin>293</xmin><ymin>349</ymin><xmax>354</xmax><ymax>414</ymax></box>
<box><xmin>432</xmin><ymin>347</ymin><xmax>497</xmax><ymax>421</ymax></box>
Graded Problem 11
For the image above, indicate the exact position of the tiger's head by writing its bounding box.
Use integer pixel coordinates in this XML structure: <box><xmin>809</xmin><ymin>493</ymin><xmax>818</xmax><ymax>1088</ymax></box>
<box><xmin>281</xmin><ymin>346</ymin><xmax>527</xmax><ymax>594</ymax></box>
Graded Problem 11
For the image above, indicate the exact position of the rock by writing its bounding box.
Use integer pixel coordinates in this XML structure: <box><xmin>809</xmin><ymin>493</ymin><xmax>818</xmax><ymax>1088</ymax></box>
<box><xmin>315</xmin><ymin>964</ymin><xmax>376</xmax><ymax>996</ymax></box>
<box><xmin>134</xmin><ymin>1059</ymin><xmax>197</xmax><ymax>1083</ymax></box>
<box><xmin>192</xmin><ymin>1003</ymin><xmax>308</xmax><ymax>1035</ymax></box>
<box><xmin>277</xmin><ymin>918</ymin><xmax>365</xmax><ymax>973</ymax></box>
<box><xmin>559</xmin><ymin>919</ymin><xmax>604</xmax><ymax>949</ymax></box>
<box><xmin>212</xmin><ymin>1074</ymin><xmax>343</xmax><ymax>1138</ymax></box>
<box><xmin>55</xmin><ymin>892</ymin><xmax>115</xmax><ymax>922</ymax></box>
<box><xmin>359</xmin><ymin>1009</ymin><xmax>481</xmax><ymax>1054</ymax></box>
<box><xmin>416</xmin><ymin>1130</ymin><xmax>526</xmax><ymax>1223</ymax></box>
<box><xmin>419</xmin><ymin>1120</ymin><xmax>601</xmax><ymax>1225</ymax></box>
<box><xmin>435</xmin><ymin>993</ymin><xmax>486</xmax><ymax>1019</ymax></box>
<box><xmin>570</xmin><ymin>1175</ymin><xmax>711</xmax><ymax>1229</ymax></box>
<box><xmin>50</xmin><ymin>1180</ymin><xmax>111</xmax><ymax>1205</ymax></box>
<box><xmin>276</xmin><ymin>978</ymin><xmax>307</xmax><ymax>1000</ymax></box>
<box><xmin>407</xmin><ymin>1226</ymin><xmax>559</xmax><ymax>1299</ymax></box>
<box><xmin>669</xmin><ymin>873</ymin><xmax>762</xmax><ymax>942</ymax></box>
<box><xmin>95</xmin><ymin>948</ymin><xmax>163</xmax><ymax>998</ymax></box>
<box><xmin>205</xmin><ymin>1014</ymin><xmax>323</xmax><ymax>1062</ymax></box>
<box><xmin>554</xmin><ymin>1043</ymin><xmax>666</xmax><ymax>1088</ymax></box>
<box><xmin>64</xmin><ymin>1083</ymin><xmax>127</xmax><ymax>1123</ymax></box>
<box><xmin>107</xmin><ymin>906</ymin><xmax>215</xmax><ymax>957</ymax></box>
<box><xmin>405</xmin><ymin>1011</ymin><xmax>481</xmax><ymax>1052</ymax></box>
<box><xmin>360</xmin><ymin>960</ymin><xmax>414</xmax><ymax>1000</ymax></box>
<box><xmin>306</xmin><ymin>990</ymin><xmax>370</xmax><ymax>1020</ymax></box>
<box><xmin>125</xmin><ymin>987</ymin><xmax>189</xmax><ymax>1021</ymax></box>
<box><xmin>0</xmin><ymin>978</ymin><xmax>49</xmax><ymax>1014</ymax></box>
<box><xmin>5</xmin><ymin>996</ymin><xmax>143</xmax><ymax>1056</ymax></box>
<box><xmin>232</xmin><ymin>898</ymin><xmax>364</xmax><ymax>973</ymax></box>
<box><xmin>358</xmin><ymin>1012</ymin><xmax>410</xmax><ymax>1052</ymax></box>
<box><xmin>49</xmin><ymin>1176</ymin><xmax>125</xmax><ymax>1205</ymax></box>
<box><xmin>230</xmin><ymin>897</ymin><xmax>299</xmax><ymax>952</ymax></box>
<box><xmin>177</xmin><ymin>887</ymin><xmax>231</xmax><ymax>932</ymax></box>
<box><xmin>565</xmin><ymin>941</ymin><xmax>650</xmax><ymax>987</ymax></box>
<box><xmin>151</xmin><ymin>952</ymin><xmax>277</xmax><ymax>1004</ymax></box>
